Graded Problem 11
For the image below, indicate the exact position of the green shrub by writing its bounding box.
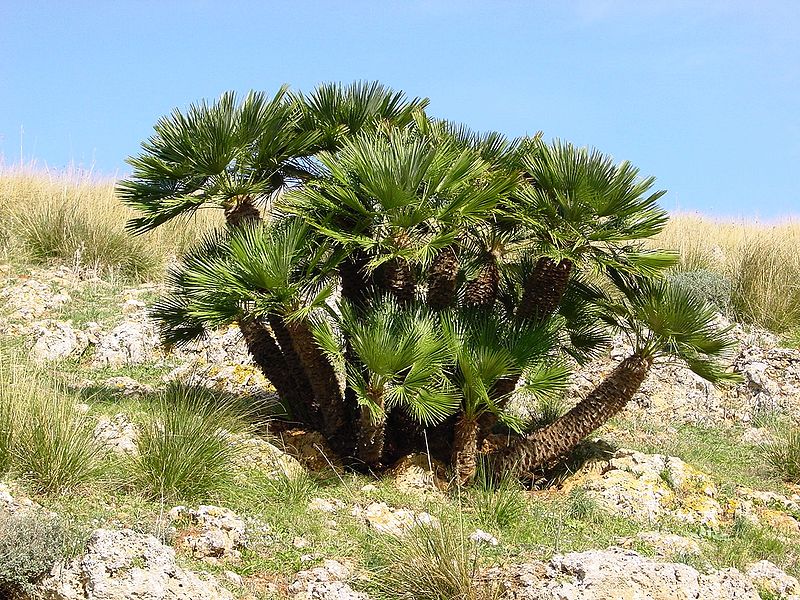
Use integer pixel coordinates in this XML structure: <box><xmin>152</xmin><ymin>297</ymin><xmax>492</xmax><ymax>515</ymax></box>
<box><xmin>131</xmin><ymin>384</ymin><xmax>252</xmax><ymax>502</ymax></box>
<box><xmin>668</xmin><ymin>269</ymin><xmax>733</xmax><ymax>315</ymax></box>
<box><xmin>763</xmin><ymin>427</ymin><xmax>800</xmax><ymax>483</ymax></box>
<box><xmin>0</xmin><ymin>511</ymin><xmax>84</xmax><ymax>597</ymax></box>
<box><xmin>11</xmin><ymin>379</ymin><xmax>102</xmax><ymax>494</ymax></box>
<box><xmin>376</xmin><ymin>521</ymin><xmax>500</xmax><ymax>600</ymax></box>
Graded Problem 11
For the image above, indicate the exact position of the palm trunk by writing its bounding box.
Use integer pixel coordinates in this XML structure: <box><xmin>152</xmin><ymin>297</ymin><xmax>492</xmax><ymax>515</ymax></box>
<box><xmin>224</xmin><ymin>196</ymin><xmax>261</xmax><ymax>227</ymax></box>
<box><xmin>496</xmin><ymin>354</ymin><xmax>650</xmax><ymax>475</ymax></box>
<box><xmin>426</xmin><ymin>245</ymin><xmax>459</xmax><ymax>310</ymax></box>
<box><xmin>463</xmin><ymin>252</ymin><xmax>499</xmax><ymax>309</ymax></box>
<box><xmin>285</xmin><ymin>319</ymin><xmax>352</xmax><ymax>457</ymax></box>
<box><xmin>238</xmin><ymin>318</ymin><xmax>303</xmax><ymax>417</ymax></box>
<box><xmin>357</xmin><ymin>389</ymin><xmax>386</xmax><ymax>468</ymax></box>
<box><xmin>452</xmin><ymin>414</ymin><xmax>479</xmax><ymax>485</ymax></box>
<box><xmin>378</xmin><ymin>257</ymin><xmax>416</xmax><ymax>304</ymax></box>
<box><xmin>517</xmin><ymin>257</ymin><xmax>573</xmax><ymax>322</ymax></box>
<box><xmin>267</xmin><ymin>314</ymin><xmax>320</xmax><ymax>428</ymax></box>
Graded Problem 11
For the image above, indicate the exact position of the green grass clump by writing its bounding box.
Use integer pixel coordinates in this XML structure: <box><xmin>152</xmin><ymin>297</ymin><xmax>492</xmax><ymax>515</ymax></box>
<box><xmin>131</xmin><ymin>384</ymin><xmax>253</xmax><ymax>502</ymax></box>
<box><xmin>376</xmin><ymin>521</ymin><xmax>500</xmax><ymax>600</ymax></box>
<box><xmin>0</xmin><ymin>511</ymin><xmax>85</xmax><ymax>598</ymax></box>
<box><xmin>14</xmin><ymin>385</ymin><xmax>104</xmax><ymax>494</ymax></box>
<box><xmin>0</xmin><ymin>396</ymin><xmax>11</xmax><ymax>475</ymax></box>
<box><xmin>763</xmin><ymin>427</ymin><xmax>800</xmax><ymax>483</ymax></box>
<box><xmin>0</xmin><ymin>353</ymin><xmax>103</xmax><ymax>494</ymax></box>
<box><xmin>469</xmin><ymin>459</ymin><xmax>528</xmax><ymax>530</ymax></box>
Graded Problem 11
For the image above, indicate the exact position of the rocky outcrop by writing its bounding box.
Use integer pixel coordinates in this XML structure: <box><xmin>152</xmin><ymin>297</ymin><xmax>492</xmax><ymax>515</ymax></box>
<box><xmin>289</xmin><ymin>559</ymin><xmax>369</xmax><ymax>600</ymax></box>
<box><xmin>93</xmin><ymin>413</ymin><xmax>138</xmax><ymax>455</ymax></box>
<box><xmin>570</xmin><ymin>448</ymin><xmax>722</xmax><ymax>528</ymax></box>
<box><xmin>38</xmin><ymin>528</ymin><xmax>234</xmax><ymax>600</ymax></box>
<box><xmin>493</xmin><ymin>548</ymin><xmax>761</xmax><ymax>600</ymax></box>
<box><xmin>169</xmin><ymin>505</ymin><xmax>248</xmax><ymax>563</ymax></box>
<box><xmin>387</xmin><ymin>453</ymin><xmax>448</xmax><ymax>494</ymax></box>
<box><xmin>92</xmin><ymin>320</ymin><xmax>160</xmax><ymax>367</ymax></box>
<box><xmin>29</xmin><ymin>320</ymin><xmax>89</xmax><ymax>361</ymax></box>
<box><xmin>350</xmin><ymin>502</ymin><xmax>439</xmax><ymax>536</ymax></box>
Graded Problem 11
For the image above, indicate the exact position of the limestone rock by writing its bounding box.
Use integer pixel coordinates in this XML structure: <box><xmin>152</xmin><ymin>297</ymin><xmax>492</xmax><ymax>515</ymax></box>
<box><xmin>100</xmin><ymin>376</ymin><xmax>155</xmax><ymax>397</ymax></box>
<box><xmin>494</xmin><ymin>548</ymin><xmax>760</xmax><ymax>600</ymax></box>
<box><xmin>289</xmin><ymin>559</ymin><xmax>369</xmax><ymax>600</ymax></box>
<box><xmin>0</xmin><ymin>483</ymin><xmax>41</xmax><ymax>515</ymax></box>
<box><xmin>308</xmin><ymin>498</ymin><xmax>346</xmax><ymax>514</ymax></box>
<box><xmin>572</xmin><ymin>449</ymin><xmax>722</xmax><ymax>528</ymax></box>
<box><xmin>387</xmin><ymin>453</ymin><xmax>448</xmax><ymax>494</ymax></box>
<box><xmin>351</xmin><ymin>502</ymin><xmax>439</xmax><ymax>536</ymax></box>
<box><xmin>93</xmin><ymin>413</ymin><xmax>138</xmax><ymax>455</ymax></box>
<box><xmin>729</xmin><ymin>487</ymin><xmax>800</xmax><ymax>536</ymax></box>
<box><xmin>277</xmin><ymin>429</ymin><xmax>342</xmax><ymax>472</ymax></box>
<box><xmin>169</xmin><ymin>505</ymin><xmax>247</xmax><ymax>562</ymax></box>
<box><xmin>228</xmin><ymin>434</ymin><xmax>305</xmax><ymax>479</ymax></box>
<box><xmin>92</xmin><ymin>320</ymin><xmax>160</xmax><ymax>367</ymax></box>
<box><xmin>30</xmin><ymin>319</ymin><xmax>89</xmax><ymax>361</ymax></box>
<box><xmin>165</xmin><ymin>362</ymin><xmax>276</xmax><ymax>400</ymax></box>
<box><xmin>746</xmin><ymin>560</ymin><xmax>800</xmax><ymax>599</ymax></box>
<box><xmin>39</xmin><ymin>528</ymin><xmax>234</xmax><ymax>599</ymax></box>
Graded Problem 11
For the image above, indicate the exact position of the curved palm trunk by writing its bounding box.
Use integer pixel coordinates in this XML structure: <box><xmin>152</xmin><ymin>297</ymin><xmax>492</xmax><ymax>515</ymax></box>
<box><xmin>267</xmin><ymin>314</ymin><xmax>320</xmax><ymax>428</ymax></box>
<box><xmin>463</xmin><ymin>252</ymin><xmax>499</xmax><ymax>309</ymax></box>
<box><xmin>285</xmin><ymin>319</ymin><xmax>352</xmax><ymax>458</ymax></box>
<box><xmin>357</xmin><ymin>389</ymin><xmax>386</xmax><ymax>468</ymax></box>
<box><xmin>496</xmin><ymin>354</ymin><xmax>650</xmax><ymax>475</ymax></box>
<box><xmin>238</xmin><ymin>318</ymin><xmax>304</xmax><ymax>417</ymax></box>
<box><xmin>452</xmin><ymin>414</ymin><xmax>479</xmax><ymax>485</ymax></box>
<box><xmin>426</xmin><ymin>245</ymin><xmax>459</xmax><ymax>310</ymax></box>
<box><xmin>517</xmin><ymin>257</ymin><xmax>573</xmax><ymax>322</ymax></box>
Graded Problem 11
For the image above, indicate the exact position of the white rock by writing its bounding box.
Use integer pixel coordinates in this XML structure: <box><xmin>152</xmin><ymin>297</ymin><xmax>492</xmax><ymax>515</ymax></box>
<box><xmin>290</xmin><ymin>559</ymin><xmax>368</xmax><ymax>600</ymax></box>
<box><xmin>30</xmin><ymin>320</ymin><xmax>88</xmax><ymax>361</ymax></box>
<box><xmin>38</xmin><ymin>528</ymin><xmax>234</xmax><ymax>599</ymax></box>
<box><xmin>469</xmin><ymin>529</ymin><xmax>499</xmax><ymax>546</ymax></box>
<box><xmin>93</xmin><ymin>413</ymin><xmax>138</xmax><ymax>455</ymax></box>
<box><xmin>92</xmin><ymin>320</ymin><xmax>160</xmax><ymax>367</ymax></box>
<box><xmin>169</xmin><ymin>505</ymin><xmax>248</xmax><ymax>561</ymax></box>
<box><xmin>309</xmin><ymin>497</ymin><xmax>346</xmax><ymax>514</ymax></box>
<box><xmin>746</xmin><ymin>560</ymin><xmax>800</xmax><ymax>598</ymax></box>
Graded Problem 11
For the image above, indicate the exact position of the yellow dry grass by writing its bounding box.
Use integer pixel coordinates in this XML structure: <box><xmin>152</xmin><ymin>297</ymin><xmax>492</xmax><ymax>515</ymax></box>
<box><xmin>654</xmin><ymin>213</ymin><xmax>800</xmax><ymax>332</ymax></box>
<box><xmin>0</xmin><ymin>166</ymin><xmax>220</xmax><ymax>279</ymax></box>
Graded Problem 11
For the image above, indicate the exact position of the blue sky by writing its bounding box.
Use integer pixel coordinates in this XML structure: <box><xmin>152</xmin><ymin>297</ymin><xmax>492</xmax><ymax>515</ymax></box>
<box><xmin>1</xmin><ymin>1</ymin><xmax>798</xmax><ymax>218</ymax></box>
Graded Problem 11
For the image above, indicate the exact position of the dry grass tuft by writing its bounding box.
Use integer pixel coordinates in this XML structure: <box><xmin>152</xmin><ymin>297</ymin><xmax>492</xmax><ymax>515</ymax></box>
<box><xmin>654</xmin><ymin>214</ymin><xmax>800</xmax><ymax>333</ymax></box>
<box><xmin>0</xmin><ymin>165</ymin><xmax>220</xmax><ymax>280</ymax></box>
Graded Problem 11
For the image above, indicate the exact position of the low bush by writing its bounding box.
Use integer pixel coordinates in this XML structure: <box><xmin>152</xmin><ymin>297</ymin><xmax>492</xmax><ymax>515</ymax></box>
<box><xmin>0</xmin><ymin>511</ymin><xmax>84</xmax><ymax>598</ymax></box>
<box><xmin>668</xmin><ymin>269</ymin><xmax>733</xmax><ymax>315</ymax></box>
<box><xmin>131</xmin><ymin>384</ymin><xmax>252</xmax><ymax>502</ymax></box>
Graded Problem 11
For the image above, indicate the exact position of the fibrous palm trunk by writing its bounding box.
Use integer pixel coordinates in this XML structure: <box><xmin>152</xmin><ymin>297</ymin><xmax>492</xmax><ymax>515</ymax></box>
<box><xmin>357</xmin><ymin>389</ymin><xmax>386</xmax><ymax>468</ymax></box>
<box><xmin>480</xmin><ymin>257</ymin><xmax>574</xmax><ymax>440</ymax></box>
<box><xmin>378</xmin><ymin>257</ymin><xmax>416</xmax><ymax>304</ymax></box>
<box><xmin>495</xmin><ymin>354</ymin><xmax>650</xmax><ymax>475</ymax></box>
<box><xmin>238</xmin><ymin>318</ymin><xmax>304</xmax><ymax>417</ymax></box>
<box><xmin>463</xmin><ymin>252</ymin><xmax>499</xmax><ymax>309</ymax></box>
<box><xmin>285</xmin><ymin>319</ymin><xmax>352</xmax><ymax>458</ymax></box>
<box><xmin>452</xmin><ymin>414</ymin><xmax>479</xmax><ymax>485</ymax></box>
<box><xmin>267</xmin><ymin>314</ymin><xmax>320</xmax><ymax>427</ymax></box>
<box><xmin>426</xmin><ymin>245</ymin><xmax>459</xmax><ymax>310</ymax></box>
<box><xmin>224</xmin><ymin>196</ymin><xmax>261</xmax><ymax>227</ymax></box>
<box><xmin>517</xmin><ymin>257</ymin><xmax>573</xmax><ymax>322</ymax></box>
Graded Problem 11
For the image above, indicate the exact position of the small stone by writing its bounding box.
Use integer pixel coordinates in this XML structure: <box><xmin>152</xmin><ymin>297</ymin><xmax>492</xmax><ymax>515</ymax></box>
<box><xmin>94</xmin><ymin>413</ymin><xmax>138</xmax><ymax>455</ymax></box>
<box><xmin>746</xmin><ymin>560</ymin><xmax>799</xmax><ymax>598</ymax></box>
<box><xmin>293</xmin><ymin>536</ymin><xmax>310</xmax><ymax>549</ymax></box>
<box><xmin>309</xmin><ymin>497</ymin><xmax>345</xmax><ymax>513</ymax></box>
<box><xmin>224</xmin><ymin>570</ymin><xmax>244</xmax><ymax>587</ymax></box>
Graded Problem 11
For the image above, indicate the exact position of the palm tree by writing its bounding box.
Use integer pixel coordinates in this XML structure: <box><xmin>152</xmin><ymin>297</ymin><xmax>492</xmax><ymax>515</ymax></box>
<box><xmin>494</xmin><ymin>279</ymin><xmax>740</xmax><ymax>475</ymax></box>
<box><xmin>120</xmin><ymin>81</ymin><xmax>738</xmax><ymax>485</ymax></box>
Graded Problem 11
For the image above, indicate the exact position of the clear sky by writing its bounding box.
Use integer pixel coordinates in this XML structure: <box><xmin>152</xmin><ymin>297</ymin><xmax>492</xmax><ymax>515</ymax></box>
<box><xmin>1</xmin><ymin>1</ymin><xmax>798</xmax><ymax>218</ymax></box>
